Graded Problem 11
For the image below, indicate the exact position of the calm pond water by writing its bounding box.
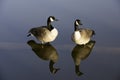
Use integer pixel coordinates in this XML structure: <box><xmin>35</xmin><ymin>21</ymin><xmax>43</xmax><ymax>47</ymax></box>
<box><xmin>0</xmin><ymin>0</ymin><xmax>120</xmax><ymax>80</ymax></box>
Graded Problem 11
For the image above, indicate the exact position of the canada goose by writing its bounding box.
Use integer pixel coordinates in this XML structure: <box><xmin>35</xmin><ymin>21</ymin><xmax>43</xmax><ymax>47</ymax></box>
<box><xmin>71</xmin><ymin>19</ymin><xmax>95</xmax><ymax>45</ymax></box>
<box><xmin>71</xmin><ymin>40</ymin><xmax>96</xmax><ymax>76</ymax></box>
<box><xmin>27</xmin><ymin>16</ymin><xmax>58</xmax><ymax>44</ymax></box>
<box><xmin>27</xmin><ymin>40</ymin><xmax>60</xmax><ymax>74</ymax></box>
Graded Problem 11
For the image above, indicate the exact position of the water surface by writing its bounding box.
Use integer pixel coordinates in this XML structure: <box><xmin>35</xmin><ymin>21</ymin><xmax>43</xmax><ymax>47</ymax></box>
<box><xmin>0</xmin><ymin>0</ymin><xmax>120</xmax><ymax>80</ymax></box>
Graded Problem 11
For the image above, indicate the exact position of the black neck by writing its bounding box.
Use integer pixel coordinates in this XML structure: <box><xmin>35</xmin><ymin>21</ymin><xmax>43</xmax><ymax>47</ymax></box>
<box><xmin>75</xmin><ymin>65</ymin><xmax>80</xmax><ymax>72</ymax></box>
<box><xmin>49</xmin><ymin>60</ymin><xmax>55</xmax><ymax>74</ymax></box>
<box><xmin>75</xmin><ymin>65</ymin><xmax>83</xmax><ymax>76</ymax></box>
<box><xmin>74</xmin><ymin>22</ymin><xmax>79</xmax><ymax>31</ymax></box>
<box><xmin>49</xmin><ymin>60</ymin><xmax>60</xmax><ymax>74</ymax></box>
<box><xmin>47</xmin><ymin>19</ymin><xmax>54</xmax><ymax>31</ymax></box>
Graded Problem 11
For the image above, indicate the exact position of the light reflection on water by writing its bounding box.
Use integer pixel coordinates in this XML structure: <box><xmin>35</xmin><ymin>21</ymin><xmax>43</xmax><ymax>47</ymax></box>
<box><xmin>71</xmin><ymin>40</ymin><xmax>96</xmax><ymax>76</ymax></box>
<box><xmin>27</xmin><ymin>40</ymin><xmax>60</xmax><ymax>74</ymax></box>
<box><xmin>0</xmin><ymin>0</ymin><xmax>120</xmax><ymax>80</ymax></box>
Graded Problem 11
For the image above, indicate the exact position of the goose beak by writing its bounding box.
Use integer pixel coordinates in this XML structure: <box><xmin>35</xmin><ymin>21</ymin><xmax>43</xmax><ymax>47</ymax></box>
<box><xmin>55</xmin><ymin>19</ymin><xmax>59</xmax><ymax>21</ymax></box>
<box><xmin>80</xmin><ymin>23</ymin><xmax>83</xmax><ymax>25</ymax></box>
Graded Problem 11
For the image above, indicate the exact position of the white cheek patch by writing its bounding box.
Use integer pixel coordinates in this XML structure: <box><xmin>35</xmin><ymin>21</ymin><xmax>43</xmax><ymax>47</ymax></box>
<box><xmin>50</xmin><ymin>17</ymin><xmax>54</xmax><ymax>22</ymax></box>
<box><xmin>31</xmin><ymin>33</ymin><xmax>34</xmax><ymax>36</ymax></box>
<box><xmin>76</xmin><ymin>21</ymin><xmax>79</xmax><ymax>26</ymax></box>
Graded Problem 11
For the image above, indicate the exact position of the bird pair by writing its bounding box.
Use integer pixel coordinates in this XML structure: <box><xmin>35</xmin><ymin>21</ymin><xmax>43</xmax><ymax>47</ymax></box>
<box><xmin>27</xmin><ymin>16</ymin><xmax>95</xmax><ymax>45</ymax></box>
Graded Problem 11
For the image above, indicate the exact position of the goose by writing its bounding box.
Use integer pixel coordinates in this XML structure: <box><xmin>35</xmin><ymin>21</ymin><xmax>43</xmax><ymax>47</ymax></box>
<box><xmin>27</xmin><ymin>16</ymin><xmax>58</xmax><ymax>44</ymax></box>
<box><xmin>71</xmin><ymin>19</ymin><xmax>95</xmax><ymax>45</ymax></box>
<box><xmin>71</xmin><ymin>40</ymin><xmax>96</xmax><ymax>76</ymax></box>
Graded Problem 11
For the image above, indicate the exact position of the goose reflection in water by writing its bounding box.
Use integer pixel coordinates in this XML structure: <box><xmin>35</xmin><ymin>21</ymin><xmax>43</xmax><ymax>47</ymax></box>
<box><xmin>71</xmin><ymin>40</ymin><xmax>96</xmax><ymax>76</ymax></box>
<box><xmin>27</xmin><ymin>40</ymin><xmax>60</xmax><ymax>74</ymax></box>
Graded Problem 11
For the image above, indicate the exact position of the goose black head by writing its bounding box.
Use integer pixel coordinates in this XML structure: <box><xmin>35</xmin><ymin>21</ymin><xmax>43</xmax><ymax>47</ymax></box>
<box><xmin>48</xmin><ymin>16</ymin><xmax>58</xmax><ymax>23</ymax></box>
<box><xmin>75</xmin><ymin>19</ymin><xmax>83</xmax><ymax>26</ymax></box>
<box><xmin>47</xmin><ymin>16</ymin><xmax>58</xmax><ymax>31</ymax></box>
<box><xmin>74</xmin><ymin>19</ymin><xmax>83</xmax><ymax>31</ymax></box>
